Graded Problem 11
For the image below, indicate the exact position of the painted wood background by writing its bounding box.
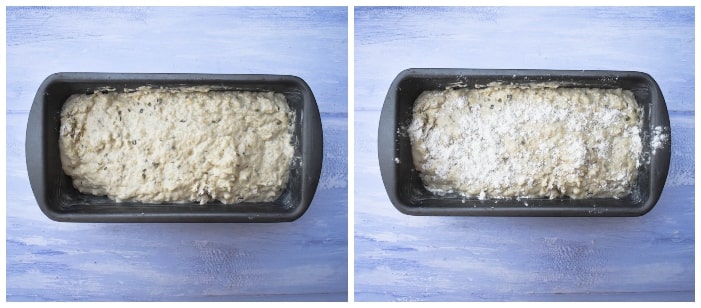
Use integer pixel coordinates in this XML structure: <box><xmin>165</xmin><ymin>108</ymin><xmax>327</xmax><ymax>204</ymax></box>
<box><xmin>6</xmin><ymin>6</ymin><xmax>348</xmax><ymax>301</ymax></box>
<box><xmin>354</xmin><ymin>6</ymin><xmax>694</xmax><ymax>301</ymax></box>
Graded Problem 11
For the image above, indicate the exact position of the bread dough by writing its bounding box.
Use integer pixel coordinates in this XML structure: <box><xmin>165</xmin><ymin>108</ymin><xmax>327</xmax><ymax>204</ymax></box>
<box><xmin>408</xmin><ymin>86</ymin><xmax>642</xmax><ymax>199</ymax></box>
<box><xmin>59</xmin><ymin>88</ymin><xmax>293</xmax><ymax>204</ymax></box>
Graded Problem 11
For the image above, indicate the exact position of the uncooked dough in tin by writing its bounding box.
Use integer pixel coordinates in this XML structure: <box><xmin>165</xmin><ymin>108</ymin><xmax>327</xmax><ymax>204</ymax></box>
<box><xmin>59</xmin><ymin>88</ymin><xmax>294</xmax><ymax>204</ymax></box>
<box><xmin>408</xmin><ymin>86</ymin><xmax>642</xmax><ymax>200</ymax></box>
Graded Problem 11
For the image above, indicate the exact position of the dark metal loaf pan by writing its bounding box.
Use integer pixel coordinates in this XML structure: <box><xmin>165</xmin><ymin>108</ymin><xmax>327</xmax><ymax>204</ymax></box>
<box><xmin>27</xmin><ymin>72</ymin><xmax>323</xmax><ymax>222</ymax></box>
<box><xmin>378</xmin><ymin>68</ymin><xmax>671</xmax><ymax>217</ymax></box>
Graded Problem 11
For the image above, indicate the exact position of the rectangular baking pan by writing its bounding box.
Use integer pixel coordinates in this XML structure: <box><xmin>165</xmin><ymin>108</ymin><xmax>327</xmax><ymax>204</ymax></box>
<box><xmin>27</xmin><ymin>72</ymin><xmax>323</xmax><ymax>222</ymax></box>
<box><xmin>379</xmin><ymin>68</ymin><xmax>671</xmax><ymax>217</ymax></box>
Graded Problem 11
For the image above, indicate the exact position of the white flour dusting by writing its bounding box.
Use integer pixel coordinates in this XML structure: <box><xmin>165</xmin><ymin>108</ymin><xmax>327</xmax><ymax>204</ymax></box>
<box><xmin>408</xmin><ymin>86</ymin><xmax>643</xmax><ymax>200</ymax></box>
<box><xmin>651</xmin><ymin>126</ymin><xmax>670</xmax><ymax>155</ymax></box>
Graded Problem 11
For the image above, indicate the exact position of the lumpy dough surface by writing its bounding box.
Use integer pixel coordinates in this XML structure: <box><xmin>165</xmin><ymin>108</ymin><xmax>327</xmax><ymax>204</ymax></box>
<box><xmin>59</xmin><ymin>89</ymin><xmax>294</xmax><ymax>204</ymax></box>
<box><xmin>408</xmin><ymin>86</ymin><xmax>642</xmax><ymax>200</ymax></box>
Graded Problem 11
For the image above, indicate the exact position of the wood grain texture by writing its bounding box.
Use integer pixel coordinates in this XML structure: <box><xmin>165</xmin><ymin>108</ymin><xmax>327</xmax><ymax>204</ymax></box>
<box><xmin>7</xmin><ymin>6</ymin><xmax>348</xmax><ymax>301</ymax></box>
<box><xmin>354</xmin><ymin>6</ymin><xmax>694</xmax><ymax>112</ymax></box>
<box><xmin>354</xmin><ymin>6</ymin><xmax>694</xmax><ymax>301</ymax></box>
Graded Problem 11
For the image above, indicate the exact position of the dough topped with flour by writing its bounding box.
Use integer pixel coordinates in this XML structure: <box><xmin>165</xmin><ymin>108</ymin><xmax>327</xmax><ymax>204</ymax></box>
<box><xmin>59</xmin><ymin>88</ymin><xmax>294</xmax><ymax>204</ymax></box>
<box><xmin>408</xmin><ymin>86</ymin><xmax>642</xmax><ymax>200</ymax></box>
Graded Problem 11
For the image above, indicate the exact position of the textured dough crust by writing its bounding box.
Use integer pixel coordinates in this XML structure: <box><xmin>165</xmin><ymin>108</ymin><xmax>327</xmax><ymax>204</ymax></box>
<box><xmin>408</xmin><ymin>87</ymin><xmax>642</xmax><ymax>200</ymax></box>
<box><xmin>59</xmin><ymin>89</ymin><xmax>293</xmax><ymax>204</ymax></box>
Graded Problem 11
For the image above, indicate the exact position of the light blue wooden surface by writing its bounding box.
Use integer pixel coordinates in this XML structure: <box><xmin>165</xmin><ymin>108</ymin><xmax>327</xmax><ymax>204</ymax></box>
<box><xmin>6</xmin><ymin>6</ymin><xmax>348</xmax><ymax>301</ymax></box>
<box><xmin>354</xmin><ymin>7</ymin><xmax>694</xmax><ymax>301</ymax></box>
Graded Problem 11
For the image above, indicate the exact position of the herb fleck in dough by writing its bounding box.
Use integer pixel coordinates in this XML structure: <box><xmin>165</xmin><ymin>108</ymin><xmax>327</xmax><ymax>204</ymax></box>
<box><xmin>408</xmin><ymin>87</ymin><xmax>642</xmax><ymax>200</ymax></box>
<box><xmin>59</xmin><ymin>89</ymin><xmax>294</xmax><ymax>204</ymax></box>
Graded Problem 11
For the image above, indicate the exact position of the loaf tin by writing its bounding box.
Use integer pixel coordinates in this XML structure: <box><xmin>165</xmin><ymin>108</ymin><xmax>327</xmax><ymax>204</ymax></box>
<box><xmin>378</xmin><ymin>68</ymin><xmax>671</xmax><ymax>217</ymax></box>
<box><xmin>27</xmin><ymin>72</ymin><xmax>323</xmax><ymax>222</ymax></box>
